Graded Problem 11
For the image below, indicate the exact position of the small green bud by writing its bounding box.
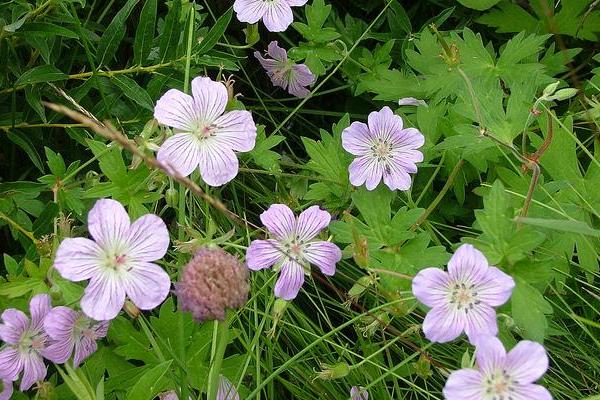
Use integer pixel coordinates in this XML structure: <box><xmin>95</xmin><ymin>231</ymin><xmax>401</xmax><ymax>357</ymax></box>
<box><xmin>165</xmin><ymin>188</ymin><xmax>179</xmax><ymax>208</ymax></box>
<box><xmin>412</xmin><ymin>354</ymin><xmax>433</xmax><ymax>379</ymax></box>
<box><xmin>267</xmin><ymin>299</ymin><xmax>289</xmax><ymax>338</ymax></box>
<box><xmin>549</xmin><ymin>88</ymin><xmax>578</xmax><ymax>101</ymax></box>
<box><xmin>315</xmin><ymin>362</ymin><xmax>350</xmax><ymax>380</ymax></box>
<box><xmin>542</xmin><ymin>81</ymin><xmax>560</xmax><ymax>97</ymax></box>
<box><xmin>49</xmin><ymin>284</ymin><xmax>62</xmax><ymax>301</ymax></box>
<box><xmin>244</xmin><ymin>23</ymin><xmax>260</xmax><ymax>46</ymax></box>
<box><xmin>460</xmin><ymin>349</ymin><xmax>473</xmax><ymax>369</ymax></box>
<box><xmin>38</xmin><ymin>381</ymin><xmax>55</xmax><ymax>400</ymax></box>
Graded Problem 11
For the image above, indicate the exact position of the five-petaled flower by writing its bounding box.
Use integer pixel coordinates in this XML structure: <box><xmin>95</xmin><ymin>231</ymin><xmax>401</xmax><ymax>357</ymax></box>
<box><xmin>254</xmin><ymin>41</ymin><xmax>316</xmax><ymax>98</ymax></box>
<box><xmin>444</xmin><ymin>336</ymin><xmax>551</xmax><ymax>400</ymax></box>
<box><xmin>44</xmin><ymin>306</ymin><xmax>109</xmax><ymax>367</ymax></box>
<box><xmin>54</xmin><ymin>199</ymin><xmax>171</xmax><ymax>321</ymax></box>
<box><xmin>154</xmin><ymin>76</ymin><xmax>257</xmax><ymax>187</ymax></box>
<box><xmin>234</xmin><ymin>0</ymin><xmax>308</xmax><ymax>32</ymax></box>
<box><xmin>342</xmin><ymin>106</ymin><xmax>425</xmax><ymax>191</ymax></box>
<box><xmin>412</xmin><ymin>244</ymin><xmax>515</xmax><ymax>344</ymax></box>
<box><xmin>246</xmin><ymin>204</ymin><xmax>342</xmax><ymax>300</ymax></box>
<box><xmin>0</xmin><ymin>294</ymin><xmax>51</xmax><ymax>391</ymax></box>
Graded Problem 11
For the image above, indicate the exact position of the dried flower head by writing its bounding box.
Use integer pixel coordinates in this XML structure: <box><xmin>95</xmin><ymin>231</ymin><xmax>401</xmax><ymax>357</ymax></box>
<box><xmin>176</xmin><ymin>247</ymin><xmax>249</xmax><ymax>322</ymax></box>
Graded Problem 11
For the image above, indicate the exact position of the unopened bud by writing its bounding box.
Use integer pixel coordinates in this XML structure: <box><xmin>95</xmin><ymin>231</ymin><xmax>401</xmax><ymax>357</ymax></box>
<box><xmin>542</xmin><ymin>81</ymin><xmax>560</xmax><ymax>98</ymax></box>
<box><xmin>267</xmin><ymin>298</ymin><xmax>289</xmax><ymax>338</ymax></box>
<box><xmin>315</xmin><ymin>362</ymin><xmax>350</xmax><ymax>381</ymax></box>
<box><xmin>351</xmin><ymin>236</ymin><xmax>369</xmax><ymax>268</ymax></box>
<box><xmin>49</xmin><ymin>284</ymin><xmax>62</xmax><ymax>301</ymax></box>
<box><xmin>165</xmin><ymin>188</ymin><xmax>179</xmax><ymax>208</ymax></box>
<box><xmin>549</xmin><ymin>88</ymin><xmax>578</xmax><ymax>101</ymax></box>
<box><xmin>344</xmin><ymin>275</ymin><xmax>376</xmax><ymax>307</ymax></box>
<box><xmin>412</xmin><ymin>354</ymin><xmax>432</xmax><ymax>379</ymax></box>
<box><xmin>37</xmin><ymin>381</ymin><xmax>55</xmax><ymax>400</ymax></box>
<box><xmin>123</xmin><ymin>300</ymin><xmax>141</xmax><ymax>319</ymax></box>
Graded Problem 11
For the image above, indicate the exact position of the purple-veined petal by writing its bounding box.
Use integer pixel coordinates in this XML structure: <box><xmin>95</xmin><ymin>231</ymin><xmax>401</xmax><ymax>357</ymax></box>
<box><xmin>274</xmin><ymin>259</ymin><xmax>304</xmax><ymax>300</ymax></box>
<box><xmin>342</xmin><ymin>121</ymin><xmax>375</xmax><ymax>156</ymax></box>
<box><xmin>474</xmin><ymin>336</ymin><xmax>506</xmax><ymax>375</ymax></box>
<box><xmin>302</xmin><ymin>241</ymin><xmax>341</xmax><ymax>276</ymax></box>
<box><xmin>476</xmin><ymin>267</ymin><xmax>515</xmax><ymax>307</ymax></box>
<box><xmin>246</xmin><ymin>239</ymin><xmax>284</xmax><ymax>271</ymax></box>
<box><xmin>505</xmin><ymin>340</ymin><xmax>549</xmax><ymax>384</ymax></box>
<box><xmin>267</xmin><ymin>40</ymin><xmax>288</xmax><ymax>62</ymax></box>
<box><xmin>93</xmin><ymin>321</ymin><xmax>110</xmax><ymax>339</ymax></box>
<box><xmin>191</xmin><ymin>77</ymin><xmax>228</xmax><ymax>123</ymax></box>
<box><xmin>127</xmin><ymin>214</ymin><xmax>170</xmax><ymax>262</ymax></box>
<box><xmin>512</xmin><ymin>384</ymin><xmax>553</xmax><ymax>400</ymax></box>
<box><xmin>217</xmin><ymin>375</ymin><xmax>240</xmax><ymax>400</ymax></box>
<box><xmin>254</xmin><ymin>51</ymin><xmax>280</xmax><ymax>74</ymax></box>
<box><xmin>443</xmin><ymin>369</ymin><xmax>485</xmax><ymax>400</ymax></box>
<box><xmin>0</xmin><ymin>309</ymin><xmax>28</xmax><ymax>345</ymax></box>
<box><xmin>286</xmin><ymin>0</ymin><xmax>308</xmax><ymax>5</ymax></box>
<box><xmin>296</xmin><ymin>206</ymin><xmax>331</xmax><ymax>241</ymax></box>
<box><xmin>412</xmin><ymin>267</ymin><xmax>451</xmax><ymax>308</ymax></box>
<box><xmin>54</xmin><ymin>237</ymin><xmax>103</xmax><ymax>282</ymax></box>
<box><xmin>233</xmin><ymin>0</ymin><xmax>268</xmax><ymax>24</ymax></box>
<box><xmin>288</xmin><ymin>64</ymin><xmax>315</xmax><ymax>98</ymax></box>
<box><xmin>262</xmin><ymin>1</ymin><xmax>293</xmax><ymax>32</ymax></box>
<box><xmin>422</xmin><ymin>304</ymin><xmax>465</xmax><ymax>343</ymax></box>
<box><xmin>0</xmin><ymin>348</ymin><xmax>23</xmax><ymax>381</ymax></box>
<box><xmin>44</xmin><ymin>307</ymin><xmax>77</xmax><ymax>340</ymax></box>
<box><xmin>19</xmin><ymin>352</ymin><xmax>46</xmax><ymax>391</ymax></box>
<box><xmin>80</xmin><ymin>271</ymin><xmax>126</xmax><ymax>321</ymax></box>
<box><xmin>213</xmin><ymin>110</ymin><xmax>257</xmax><ymax>152</ymax></box>
<box><xmin>382</xmin><ymin>160</ymin><xmax>413</xmax><ymax>191</ymax></box>
<box><xmin>157</xmin><ymin>133</ymin><xmax>202</xmax><ymax>177</ymax></box>
<box><xmin>123</xmin><ymin>262</ymin><xmax>171</xmax><ymax>311</ymax></box>
<box><xmin>390</xmin><ymin>127</ymin><xmax>425</xmax><ymax>150</ymax></box>
<box><xmin>390</xmin><ymin>149</ymin><xmax>423</xmax><ymax>173</ymax></box>
<box><xmin>197</xmin><ymin>143</ymin><xmax>239</xmax><ymax>187</ymax></box>
<box><xmin>87</xmin><ymin>199</ymin><xmax>131</xmax><ymax>250</ymax></box>
<box><xmin>43</xmin><ymin>336</ymin><xmax>74</xmax><ymax>364</ymax></box>
<box><xmin>154</xmin><ymin>89</ymin><xmax>198</xmax><ymax>131</ymax></box>
<box><xmin>348</xmin><ymin>156</ymin><xmax>383</xmax><ymax>191</ymax></box>
<box><xmin>367</xmin><ymin>106</ymin><xmax>403</xmax><ymax>142</ymax></box>
<box><xmin>350</xmin><ymin>386</ymin><xmax>369</xmax><ymax>400</ymax></box>
<box><xmin>0</xmin><ymin>378</ymin><xmax>13</xmax><ymax>400</ymax></box>
<box><xmin>73</xmin><ymin>337</ymin><xmax>98</xmax><ymax>367</ymax></box>
<box><xmin>29</xmin><ymin>294</ymin><xmax>51</xmax><ymax>332</ymax></box>
<box><xmin>463</xmin><ymin>304</ymin><xmax>498</xmax><ymax>345</ymax></box>
<box><xmin>260</xmin><ymin>204</ymin><xmax>296</xmax><ymax>241</ymax></box>
<box><xmin>447</xmin><ymin>244</ymin><xmax>489</xmax><ymax>283</ymax></box>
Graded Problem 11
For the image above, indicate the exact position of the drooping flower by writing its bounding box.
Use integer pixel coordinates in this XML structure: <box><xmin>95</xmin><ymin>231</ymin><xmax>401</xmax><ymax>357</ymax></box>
<box><xmin>254</xmin><ymin>41</ymin><xmax>316</xmax><ymax>98</ymax></box>
<box><xmin>246</xmin><ymin>204</ymin><xmax>342</xmax><ymax>300</ymax></box>
<box><xmin>0</xmin><ymin>379</ymin><xmax>12</xmax><ymax>400</ymax></box>
<box><xmin>411</xmin><ymin>244</ymin><xmax>515</xmax><ymax>344</ymax></box>
<box><xmin>444</xmin><ymin>336</ymin><xmax>552</xmax><ymax>400</ymax></box>
<box><xmin>342</xmin><ymin>106</ymin><xmax>425</xmax><ymax>191</ymax></box>
<box><xmin>175</xmin><ymin>247</ymin><xmax>249</xmax><ymax>322</ymax></box>
<box><xmin>0</xmin><ymin>294</ymin><xmax>51</xmax><ymax>391</ymax></box>
<box><xmin>218</xmin><ymin>376</ymin><xmax>240</xmax><ymax>400</ymax></box>
<box><xmin>233</xmin><ymin>0</ymin><xmax>308</xmax><ymax>32</ymax></box>
<box><xmin>350</xmin><ymin>386</ymin><xmax>369</xmax><ymax>400</ymax></box>
<box><xmin>54</xmin><ymin>199</ymin><xmax>171</xmax><ymax>321</ymax></box>
<box><xmin>43</xmin><ymin>306</ymin><xmax>109</xmax><ymax>367</ymax></box>
<box><xmin>154</xmin><ymin>76</ymin><xmax>257</xmax><ymax>186</ymax></box>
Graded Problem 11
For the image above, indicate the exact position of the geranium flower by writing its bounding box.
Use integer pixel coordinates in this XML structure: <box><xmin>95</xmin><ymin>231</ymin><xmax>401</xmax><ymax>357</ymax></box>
<box><xmin>444</xmin><ymin>336</ymin><xmax>551</xmax><ymax>400</ymax></box>
<box><xmin>43</xmin><ymin>306</ymin><xmax>109</xmax><ymax>367</ymax></box>
<box><xmin>0</xmin><ymin>378</ymin><xmax>12</xmax><ymax>400</ymax></box>
<box><xmin>233</xmin><ymin>0</ymin><xmax>308</xmax><ymax>32</ymax></box>
<box><xmin>411</xmin><ymin>244</ymin><xmax>515</xmax><ymax>344</ymax></box>
<box><xmin>154</xmin><ymin>76</ymin><xmax>257</xmax><ymax>186</ymax></box>
<box><xmin>254</xmin><ymin>41</ymin><xmax>316</xmax><ymax>98</ymax></box>
<box><xmin>350</xmin><ymin>386</ymin><xmax>368</xmax><ymax>399</ymax></box>
<box><xmin>54</xmin><ymin>199</ymin><xmax>171</xmax><ymax>321</ymax></box>
<box><xmin>342</xmin><ymin>106</ymin><xmax>424</xmax><ymax>191</ymax></box>
<box><xmin>218</xmin><ymin>376</ymin><xmax>239</xmax><ymax>400</ymax></box>
<box><xmin>246</xmin><ymin>204</ymin><xmax>342</xmax><ymax>300</ymax></box>
<box><xmin>0</xmin><ymin>294</ymin><xmax>51</xmax><ymax>391</ymax></box>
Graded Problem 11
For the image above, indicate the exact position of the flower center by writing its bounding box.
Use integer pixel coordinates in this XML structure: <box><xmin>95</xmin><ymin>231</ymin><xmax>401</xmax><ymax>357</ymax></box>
<box><xmin>74</xmin><ymin>314</ymin><xmax>97</xmax><ymax>340</ymax></box>
<box><xmin>448</xmin><ymin>281</ymin><xmax>480</xmax><ymax>312</ymax></box>
<box><xmin>105</xmin><ymin>253</ymin><xmax>128</xmax><ymax>270</ymax></box>
<box><xmin>18</xmin><ymin>330</ymin><xmax>45</xmax><ymax>353</ymax></box>
<box><xmin>483</xmin><ymin>369</ymin><xmax>516</xmax><ymax>399</ymax></box>
<box><xmin>371</xmin><ymin>139</ymin><xmax>393</xmax><ymax>161</ymax></box>
<box><xmin>194</xmin><ymin>123</ymin><xmax>216</xmax><ymax>139</ymax></box>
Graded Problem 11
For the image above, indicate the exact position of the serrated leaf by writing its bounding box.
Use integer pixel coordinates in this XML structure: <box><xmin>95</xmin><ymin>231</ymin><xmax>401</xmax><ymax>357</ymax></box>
<box><xmin>133</xmin><ymin>0</ymin><xmax>157</xmax><ymax>65</ymax></box>
<box><xmin>96</xmin><ymin>0</ymin><xmax>140</xmax><ymax>66</ymax></box>
<box><xmin>511</xmin><ymin>277</ymin><xmax>552</xmax><ymax>342</ymax></box>
<box><xmin>126</xmin><ymin>360</ymin><xmax>172</xmax><ymax>400</ymax></box>
<box><xmin>15</xmin><ymin>65</ymin><xmax>68</xmax><ymax>86</ymax></box>
<box><xmin>458</xmin><ymin>0</ymin><xmax>501</xmax><ymax>11</ymax></box>
<box><xmin>112</xmin><ymin>75</ymin><xmax>154</xmax><ymax>111</ymax></box>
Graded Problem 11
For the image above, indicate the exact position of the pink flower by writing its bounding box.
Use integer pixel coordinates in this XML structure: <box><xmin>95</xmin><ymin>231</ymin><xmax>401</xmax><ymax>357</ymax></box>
<box><xmin>444</xmin><ymin>336</ymin><xmax>551</xmax><ymax>400</ymax></box>
<box><xmin>350</xmin><ymin>386</ymin><xmax>368</xmax><ymax>399</ymax></box>
<box><xmin>54</xmin><ymin>199</ymin><xmax>171</xmax><ymax>321</ymax></box>
<box><xmin>0</xmin><ymin>294</ymin><xmax>51</xmax><ymax>391</ymax></box>
<box><xmin>233</xmin><ymin>0</ymin><xmax>308</xmax><ymax>32</ymax></box>
<box><xmin>342</xmin><ymin>106</ymin><xmax>424</xmax><ymax>191</ymax></box>
<box><xmin>411</xmin><ymin>244</ymin><xmax>515</xmax><ymax>344</ymax></box>
<box><xmin>254</xmin><ymin>41</ymin><xmax>316</xmax><ymax>98</ymax></box>
<box><xmin>43</xmin><ymin>306</ymin><xmax>109</xmax><ymax>367</ymax></box>
<box><xmin>0</xmin><ymin>379</ymin><xmax>12</xmax><ymax>400</ymax></box>
<box><xmin>218</xmin><ymin>376</ymin><xmax>239</xmax><ymax>400</ymax></box>
<box><xmin>154</xmin><ymin>76</ymin><xmax>257</xmax><ymax>186</ymax></box>
<box><xmin>246</xmin><ymin>204</ymin><xmax>342</xmax><ymax>300</ymax></box>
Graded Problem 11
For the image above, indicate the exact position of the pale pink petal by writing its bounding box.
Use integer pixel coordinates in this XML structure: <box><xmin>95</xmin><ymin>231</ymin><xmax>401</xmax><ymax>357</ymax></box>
<box><xmin>260</xmin><ymin>204</ymin><xmax>296</xmax><ymax>241</ymax></box>
<box><xmin>295</xmin><ymin>206</ymin><xmax>331</xmax><ymax>241</ymax></box>
<box><xmin>302</xmin><ymin>241</ymin><xmax>340</xmax><ymax>276</ymax></box>
<box><xmin>217</xmin><ymin>375</ymin><xmax>240</xmax><ymax>400</ymax></box>
<box><xmin>213</xmin><ymin>110</ymin><xmax>257</xmax><ymax>152</ymax></box>
<box><xmin>476</xmin><ymin>267</ymin><xmax>515</xmax><ymax>307</ymax></box>
<box><xmin>464</xmin><ymin>304</ymin><xmax>498</xmax><ymax>344</ymax></box>
<box><xmin>87</xmin><ymin>199</ymin><xmax>131</xmax><ymax>250</ymax></box>
<box><xmin>505</xmin><ymin>341</ymin><xmax>549</xmax><ymax>384</ymax></box>
<box><xmin>512</xmin><ymin>384</ymin><xmax>552</xmax><ymax>400</ymax></box>
<box><xmin>350</xmin><ymin>386</ymin><xmax>368</xmax><ymax>400</ymax></box>
<box><xmin>443</xmin><ymin>369</ymin><xmax>485</xmax><ymax>400</ymax></box>
<box><xmin>342</xmin><ymin>121</ymin><xmax>375</xmax><ymax>156</ymax></box>
<box><xmin>29</xmin><ymin>294</ymin><xmax>51</xmax><ymax>331</ymax></box>
<box><xmin>54</xmin><ymin>237</ymin><xmax>103</xmax><ymax>282</ymax></box>
<box><xmin>288</xmin><ymin>64</ymin><xmax>315</xmax><ymax>97</ymax></box>
<box><xmin>474</xmin><ymin>336</ymin><xmax>506</xmax><ymax>375</ymax></box>
<box><xmin>43</xmin><ymin>307</ymin><xmax>77</xmax><ymax>340</ymax></box>
<box><xmin>157</xmin><ymin>133</ymin><xmax>202</xmax><ymax>177</ymax></box>
<box><xmin>123</xmin><ymin>262</ymin><xmax>171</xmax><ymax>311</ymax></box>
<box><xmin>348</xmin><ymin>156</ymin><xmax>383</xmax><ymax>190</ymax></box>
<box><xmin>154</xmin><ymin>89</ymin><xmax>198</xmax><ymax>131</ymax></box>
<box><xmin>246</xmin><ymin>239</ymin><xmax>284</xmax><ymax>271</ymax></box>
<box><xmin>254</xmin><ymin>52</ymin><xmax>280</xmax><ymax>73</ymax></box>
<box><xmin>19</xmin><ymin>352</ymin><xmax>46</xmax><ymax>391</ymax></box>
<box><xmin>0</xmin><ymin>348</ymin><xmax>23</xmax><ymax>381</ymax></box>
<box><xmin>80</xmin><ymin>271</ymin><xmax>126</xmax><ymax>321</ymax></box>
<box><xmin>0</xmin><ymin>378</ymin><xmax>13</xmax><ymax>400</ymax></box>
<box><xmin>263</xmin><ymin>1</ymin><xmax>293</xmax><ymax>32</ymax></box>
<box><xmin>126</xmin><ymin>214</ymin><xmax>170</xmax><ymax>262</ymax></box>
<box><xmin>382</xmin><ymin>160</ymin><xmax>412</xmax><ymax>191</ymax></box>
<box><xmin>197</xmin><ymin>143</ymin><xmax>239</xmax><ymax>186</ymax></box>
<box><xmin>390</xmin><ymin>127</ymin><xmax>425</xmax><ymax>150</ymax></box>
<box><xmin>412</xmin><ymin>267</ymin><xmax>451</xmax><ymax>308</ymax></box>
<box><xmin>422</xmin><ymin>304</ymin><xmax>465</xmax><ymax>343</ymax></box>
<box><xmin>191</xmin><ymin>77</ymin><xmax>228</xmax><ymax>123</ymax></box>
<box><xmin>447</xmin><ymin>244</ymin><xmax>489</xmax><ymax>283</ymax></box>
<box><xmin>274</xmin><ymin>259</ymin><xmax>304</xmax><ymax>300</ymax></box>
<box><xmin>43</xmin><ymin>337</ymin><xmax>74</xmax><ymax>364</ymax></box>
<box><xmin>73</xmin><ymin>337</ymin><xmax>98</xmax><ymax>367</ymax></box>
<box><xmin>367</xmin><ymin>106</ymin><xmax>403</xmax><ymax>142</ymax></box>
<box><xmin>93</xmin><ymin>321</ymin><xmax>110</xmax><ymax>338</ymax></box>
<box><xmin>286</xmin><ymin>0</ymin><xmax>308</xmax><ymax>5</ymax></box>
<box><xmin>233</xmin><ymin>0</ymin><xmax>268</xmax><ymax>24</ymax></box>
<box><xmin>0</xmin><ymin>309</ymin><xmax>28</xmax><ymax>344</ymax></box>
<box><xmin>266</xmin><ymin>41</ymin><xmax>288</xmax><ymax>62</ymax></box>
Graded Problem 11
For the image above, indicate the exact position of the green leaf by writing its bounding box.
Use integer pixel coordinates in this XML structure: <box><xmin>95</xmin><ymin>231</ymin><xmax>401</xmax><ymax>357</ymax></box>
<box><xmin>86</xmin><ymin>140</ymin><xmax>128</xmax><ymax>185</ymax></box>
<box><xmin>44</xmin><ymin>147</ymin><xmax>66</xmax><ymax>177</ymax></box>
<box><xmin>158</xmin><ymin>0</ymin><xmax>181</xmax><ymax>63</ymax></box>
<box><xmin>197</xmin><ymin>8</ymin><xmax>233</xmax><ymax>55</ymax></box>
<box><xmin>15</xmin><ymin>65</ymin><xmax>68</xmax><ymax>86</ymax></box>
<box><xmin>18</xmin><ymin>22</ymin><xmax>79</xmax><ymax>38</ymax></box>
<box><xmin>457</xmin><ymin>0</ymin><xmax>501</xmax><ymax>11</ymax></box>
<box><xmin>126</xmin><ymin>360</ymin><xmax>172</xmax><ymax>400</ymax></box>
<box><xmin>112</xmin><ymin>75</ymin><xmax>154</xmax><ymax>111</ymax></box>
<box><xmin>96</xmin><ymin>0</ymin><xmax>140</xmax><ymax>66</ymax></box>
<box><xmin>248</xmin><ymin>126</ymin><xmax>284</xmax><ymax>170</ymax></box>
<box><xmin>352</xmin><ymin>186</ymin><xmax>393</xmax><ymax>229</ymax></box>
<box><xmin>7</xmin><ymin>131</ymin><xmax>44</xmax><ymax>173</ymax></box>
<box><xmin>518</xmin><ymin>217</ymin><xmax>600</xmax><ymax>237</ymax></box>
<box><xmin>511</xmin><ymin>277</ymin><xmax>552</xmax><ymax>342</ymax></box>
<box><xmin>293</xmin><ymin>0</ymin><xmax>339</xmax><ymax>43</ymax></box>
<box><xmin>3</xmin><ymin>254</ymin><xmax>21</xmax><ymax>276</ymax></box>
<box><xmin>133</xmin><ymin>0</ymin><xmax>157</xmax><ymax>65</ymax></box>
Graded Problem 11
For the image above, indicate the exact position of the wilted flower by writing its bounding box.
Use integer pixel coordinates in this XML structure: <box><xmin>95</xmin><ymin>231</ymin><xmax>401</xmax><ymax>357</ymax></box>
<box><xmin>412</xmin><ymin>244</ymin><xmax>515</xmax><ymax>344</ymax></box>
<box><xmin>43</xmin><ymin>306</ymin><xmax>109</xmax><ymax>367</ymax></box>
<box><xmin>342</xmin><ymin>106</ymin><xmax>425</xmax><ymax>191</ymax></box>
<box><xmin>254</xmin><ymin>41</ymin><xmax>316</xmax><ymax>98</ymax></box>
<box><xmin>233</xmin><ymin>0</ymin><xmax>308</xmax><ymax>32</ymax></box>
<box><xmin>398</xmin><ymin>97</ymin><xmax>427</xmax><ymax>107</ymax></box>
<box><xmin>0</xmin><ymin>294</ymin><xmax>51</xmax><ymax>391</ymax></box>
<box><xmin>315</xmin><ymin>362</ymin><xmax>350</xmax><ymax>380</ymax></box>
<box><xmin>246</xmin><ymin>204</ymin><xmax>342</xmax><ymax>300</ymax></box>
<box><xmin>218</xmin><ymin>376</ymin><xmax>240</xmax><ymax>400</ymax></box>
<box><xmin>154</xmin><ymin>76</ymin><xmax>257</xmax><ymax>186</ymax></box>
<box><xmin>54</xmin><ymin>199</ymin><xmax>171</xmax><ymax>321</ymax></box>
<box><xmin>0</xmin><ymin>379</ymin><xmax>12</xmax><ymax>400</ymax></box>
<box><xmin>444</xmin><ymin>336</ymin><xmax>551</xmax><ymax>400</ymax></box>
<box><xmin>176</xmin><ymin>247</ymin><xmax>250</xmax><ymax>322</ymax></box>
<box><xmin>350</xmin><ymin>386</ymin><xmax>369</xmax><ymax>400</ymax></box>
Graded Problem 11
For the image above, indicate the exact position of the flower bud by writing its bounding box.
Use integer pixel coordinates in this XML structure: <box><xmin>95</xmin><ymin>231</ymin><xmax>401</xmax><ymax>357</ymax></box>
<box><xmin>344</xmin><ymin>275</ymin><xmax>376</xmax><ymax>308</ymax></box>
<box><xmin>542</xmin><ymin>81</ymin><xmax>560</xmax><ymax>98</ymax></box>
<box><xmin>315</xmin><ymin>362</ymin><xmax>350</xmax><ymax>380</ymax></box>
<box><xmin>267</xmin><ymin>298</ymin><xmax>289</xmax><ymax>338</ymax></box>
<box><xmin>123</xmin><ymin>300</ymin><xmax>140</xmax><ymax>319</ymax></box>
<box><xmin>412</xmin><ymin>354</ymin><xmax>432</xmax><ymax>379</ymax></box>
<box><xmin>165</xmin><ymin>188</ymin><xmax>179</xmax><ymax>208</ymax></box>
<box><xmin>549</xmin><ymin>88</ymin><xmax>578</xmax><ymax>101</ymax></box>
<box><xmin>37</xmin><ymin>381</ymin><xmax>55</xmax><ymax>400</ymax></box>
<box><xmin>176</xmin><ymin>247</ymin><xmax>249</xmax><ymax>322</ymax></box>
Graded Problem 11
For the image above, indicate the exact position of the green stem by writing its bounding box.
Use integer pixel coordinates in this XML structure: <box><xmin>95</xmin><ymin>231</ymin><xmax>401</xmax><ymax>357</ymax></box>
<box><xmin>207</xmin><ymin>319</ymin><xmax>229</xmax><ymax>400</ymax></box>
